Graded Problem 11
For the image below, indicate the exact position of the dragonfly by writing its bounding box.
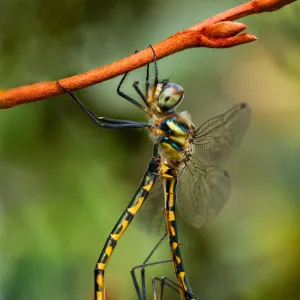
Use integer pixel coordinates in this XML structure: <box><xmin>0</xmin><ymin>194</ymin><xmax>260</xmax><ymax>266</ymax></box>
<box><xmin>57</xmin><ymin>45</ymin><xmax>251</xmax><ymax>300</ymax></box>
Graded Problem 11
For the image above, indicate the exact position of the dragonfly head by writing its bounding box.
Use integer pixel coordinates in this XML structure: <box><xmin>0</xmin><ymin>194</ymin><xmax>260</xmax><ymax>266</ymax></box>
<box><xmin>156</xmin><ymin>82</ymin><xmax>184</xmax><ymax>113</ymax></box>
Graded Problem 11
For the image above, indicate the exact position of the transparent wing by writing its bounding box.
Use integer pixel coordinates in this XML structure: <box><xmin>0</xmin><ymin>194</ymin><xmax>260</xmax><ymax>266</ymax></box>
<box><xmin>177</xmin><ymin>103</ymin><xmax>250</xmax><ymax>227</ymax></box>
<box><xmin>177</xmin><ymin>161</ymin><xmax>230</xmax><ymax>228</ymax></box>
<box><xmin>136</xmin><ymin>178</ymin><xmax>166</xmax><ymax>235</ymax></box>
<box><xmin>194</xmin><ymin>102</ymin><xmax>251</xmax><ymax>165</ymax></box>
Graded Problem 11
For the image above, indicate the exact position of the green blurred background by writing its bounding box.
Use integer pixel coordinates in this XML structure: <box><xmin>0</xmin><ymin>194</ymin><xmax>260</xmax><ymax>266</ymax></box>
<box><xmin>1</xmin><ymin>0</ymin><xmax>300</xmax><ymax>299</ymax></box>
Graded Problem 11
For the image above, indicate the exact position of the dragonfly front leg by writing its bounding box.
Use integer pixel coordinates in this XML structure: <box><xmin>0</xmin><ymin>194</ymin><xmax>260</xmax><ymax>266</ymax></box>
<box><xmin>94</xmin><ymin>144</ymin><xmax>160</xmax><ymax>300</ymax></box>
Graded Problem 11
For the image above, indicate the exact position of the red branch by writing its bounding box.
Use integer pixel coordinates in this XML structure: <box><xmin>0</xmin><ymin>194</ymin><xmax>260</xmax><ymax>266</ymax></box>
<box><xmin>0</xmin><ymin>0</ymin><xmax>296</xmax><ymax>109</ymax></box>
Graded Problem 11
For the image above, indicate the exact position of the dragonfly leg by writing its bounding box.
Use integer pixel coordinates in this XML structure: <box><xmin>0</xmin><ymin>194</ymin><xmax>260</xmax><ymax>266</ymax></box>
<box><xmin>57</xmin><ymin>81</ymin><xmax>150</xmax><ymax>129</ymax></box>
<box><xmin>117</xmin><ymin>50</ymin><xmax>152</xmax><ymax>110</ymax></box>
<box><xmin>152</xmin><ymin>276</ymin><xmax>197</xmax><ymax>300</ymax></box>
<box><xmin>130</xmin><ymin>49</ymin><xmax>151</xmax><ymax>107</ymax></box>
<box><xmin>145</xmin><ymin>56</ymin><xmax>150</xmax><ymax>100</ymax></box>
<box><xmin>129</xmin><ymin>46</ymin><xmax>159</xmax><ymax>105</ymax></box>
<box><xmin>131</xmin><ymin>232</ymin><xmax>197</xmax><ymax>300</ymax></box>
<box><xmin>98</xmin><ymin>117</ymin><xmax>145</xmax><ymax>124</ymax></box>
<box><xmin>147</xmin><ymin>45</ymin><xmax>159</xmax><ymax>101</ymax></box>
<box><xmin>131</xmin><ymin>232</ymin><xmax>169</xmax><ymax>300</ymax></box>
<box><xmin>152</xmin><ymin>276</ymin><xmax>178</xmax><ymax>300</ymax></box>
<box><xmin>132</xmin><ymin>48</ymin><xmax>151</xmax><ymax>101</ymax></box>
<box><xmin>133</xmin><ymin>81</ymin><xmax>150</xmax><ymax>109</ymax></box>
<box><xmin>131</xmin><ymin>258</ymin><xmax>173</xmax><ymax>300</ymax></box>
<box><xmin>116</xmin><ymin>71</ymin><xmax>148</xmax><ymax>113</ymax></box>
<box><xmin>94</xmin><ymin>144</ymin><xmax>160</xmax><ymax>300</ymax></box>
<box><xmin>149</xmin><ymin>45</ymin><xmax>158</xmax><ymax>86</ymax></box>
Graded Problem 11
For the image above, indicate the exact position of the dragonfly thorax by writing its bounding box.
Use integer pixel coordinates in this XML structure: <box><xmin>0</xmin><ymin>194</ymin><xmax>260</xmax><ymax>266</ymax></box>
<box><xmin>150</xmin><ymin>112</ymin><xmax>194</xmax><ymax>167</ymax></box>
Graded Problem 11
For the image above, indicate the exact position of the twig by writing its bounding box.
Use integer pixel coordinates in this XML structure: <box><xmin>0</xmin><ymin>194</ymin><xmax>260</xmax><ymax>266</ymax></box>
<box><xmin>0</xmin><ymin>0</ymin><xmax>296</xmax><ymax>109</ymax></box>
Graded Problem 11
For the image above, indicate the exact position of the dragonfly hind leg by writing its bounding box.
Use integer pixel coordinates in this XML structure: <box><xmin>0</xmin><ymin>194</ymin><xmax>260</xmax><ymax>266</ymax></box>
<box><xmin>57</xmin><ymin>81</ymin><xmax>150</xmax><ymax>129</ymax></box>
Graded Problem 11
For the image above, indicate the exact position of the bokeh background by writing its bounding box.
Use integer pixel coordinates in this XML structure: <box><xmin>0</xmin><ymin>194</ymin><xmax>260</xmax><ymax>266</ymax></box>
<box><xmin>1</xmin><ymin>1</ymin><xmax>300</xmax><ymax>299</ymax></box>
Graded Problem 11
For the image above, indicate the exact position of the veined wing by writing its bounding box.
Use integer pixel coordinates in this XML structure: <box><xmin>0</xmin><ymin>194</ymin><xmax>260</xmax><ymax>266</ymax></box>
<box><xmin>177</xmin><ymin>103</ymin><xmax>250</xmax><ymax>228</ymax></box>
<box><xmin>194</xmin><ymin>102</ymin><xmax>251</xmax><ymax>165</ymax></box>
<box><xmin>136</xmin><ymin>177</ymin><xmax>166</xmax><ymax>235</ymax></box>
<box><xmin>177</xmin><ymin>161</ymin><xmax>230</xmax><ymax>228</ymax></box>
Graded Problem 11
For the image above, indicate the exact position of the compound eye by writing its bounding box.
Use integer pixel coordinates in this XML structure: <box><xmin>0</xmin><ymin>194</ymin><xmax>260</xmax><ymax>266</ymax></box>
<box><xmin>157</xmin><ymin>83</ymin><xmax>184</xmax><ymax>111</ymax></box>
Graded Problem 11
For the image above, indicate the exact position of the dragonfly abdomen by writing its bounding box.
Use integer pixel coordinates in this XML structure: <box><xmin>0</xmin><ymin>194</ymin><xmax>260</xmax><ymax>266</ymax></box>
<box><xmin>162</xmin><ymin>168</ymin><xmax>194</xmax><ymax>299</ymax></box>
